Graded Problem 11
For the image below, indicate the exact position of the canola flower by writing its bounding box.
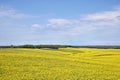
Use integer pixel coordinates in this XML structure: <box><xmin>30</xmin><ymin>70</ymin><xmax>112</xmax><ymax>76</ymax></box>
<box><xmin>0</xmin><ymin>48</ymin><xmax>120</xmax><ymax>80</ymax></box>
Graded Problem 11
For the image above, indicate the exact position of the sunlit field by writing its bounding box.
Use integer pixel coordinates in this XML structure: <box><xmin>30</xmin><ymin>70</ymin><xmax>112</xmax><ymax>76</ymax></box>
<box><xmin>0</xmin><ymin>48</ymin><xmax>120</xmax><ymax>80</ymax></box>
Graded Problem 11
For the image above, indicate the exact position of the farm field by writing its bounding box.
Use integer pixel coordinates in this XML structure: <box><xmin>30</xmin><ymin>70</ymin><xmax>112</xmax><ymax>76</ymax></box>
<box><xmin>0</xmin><ymin>48</ymin><xmax>120</xmax><ymax>80</ymax></box>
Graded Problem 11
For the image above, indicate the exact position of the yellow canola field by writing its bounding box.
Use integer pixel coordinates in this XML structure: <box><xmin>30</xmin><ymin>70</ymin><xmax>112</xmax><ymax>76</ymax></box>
<box><xmin>0</xmin><ymin>48</ymin><xmax>120</xmax><ymax>80</ymax></box>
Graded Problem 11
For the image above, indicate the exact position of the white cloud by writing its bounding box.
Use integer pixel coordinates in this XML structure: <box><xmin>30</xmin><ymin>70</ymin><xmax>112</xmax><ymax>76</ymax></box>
<box><xmin>44</xmin><ymin>6</ymin><xmax>120</xmax><ymax>36</ymax></box>
<box><xmin>47</xmin><ymin>18</ymin><xmax>72</xmax><ymax>27</ymax></box>
<box><xmin>84</xmin><ymin>11</ymin><xmax>120</xmax><ymax>21</ymax></box>
<box><xmin>32</xmin><ymin>24</ymin><xmax>43</xmax><ymax>28</ymax></box>
<box><xmin>83</xmin><ymin>7</ymin><xmax>120</xmax><ymax>26</ymax></box>
<box><xmin>0</xmin><ymin>6</ymin><xmax>35</xmax><ymax>19</ymax></box>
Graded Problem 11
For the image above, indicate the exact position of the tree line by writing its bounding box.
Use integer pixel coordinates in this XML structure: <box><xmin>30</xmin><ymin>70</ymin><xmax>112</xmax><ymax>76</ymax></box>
<box><xmin>0</xmin><ymin>44</ymin><xmax>120</xmax><ymax>49</ymax></box>
<box><xmin>0</xmin><ymin>44</ymin><xmax>72</xmax><ymax>49</ymax></box>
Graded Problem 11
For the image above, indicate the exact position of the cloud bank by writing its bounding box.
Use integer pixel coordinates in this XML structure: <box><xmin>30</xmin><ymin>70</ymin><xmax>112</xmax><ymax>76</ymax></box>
<box><xmin>0</xmin><ymin>5</ymin><xmax>120</xmax><ymax>45</ymax></box>
<box><xmin>31</xmin><ymin>6</ymin><xmax>120</xmax><ymax>37</ymax></box>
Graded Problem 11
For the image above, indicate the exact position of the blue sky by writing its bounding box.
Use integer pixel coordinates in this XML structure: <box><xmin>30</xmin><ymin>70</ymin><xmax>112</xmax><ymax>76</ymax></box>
<box><xmin>0</xmin><ymin>0</ymin><xmax>120</xmax><ymax>45</ymax></box>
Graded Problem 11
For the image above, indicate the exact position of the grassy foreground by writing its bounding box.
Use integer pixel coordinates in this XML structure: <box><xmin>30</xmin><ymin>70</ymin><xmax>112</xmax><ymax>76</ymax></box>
<box><xmin>0</xmin><ymin>48</ymin><xmax>120</xmax><ymax>80</ymax></box>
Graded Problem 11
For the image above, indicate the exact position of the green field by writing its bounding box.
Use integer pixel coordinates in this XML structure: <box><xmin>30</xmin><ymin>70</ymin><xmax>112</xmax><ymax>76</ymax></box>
<box><xmin>0</xmin><ymin>48</ymin><xmax>120</xmax><ymax>80</ymax></box>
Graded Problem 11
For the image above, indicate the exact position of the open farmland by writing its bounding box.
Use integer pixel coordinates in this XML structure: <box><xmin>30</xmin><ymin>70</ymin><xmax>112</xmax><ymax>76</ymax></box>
<box><xmin>0</xmin><ymin>48</ymin><xmax>120</xmax><ymax>80</ymax></box>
